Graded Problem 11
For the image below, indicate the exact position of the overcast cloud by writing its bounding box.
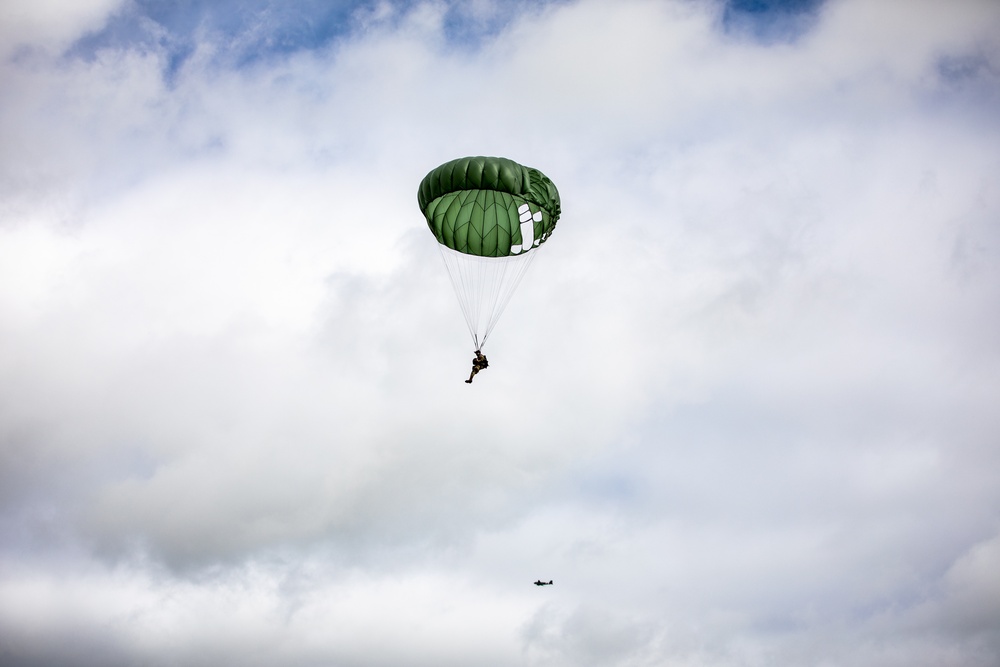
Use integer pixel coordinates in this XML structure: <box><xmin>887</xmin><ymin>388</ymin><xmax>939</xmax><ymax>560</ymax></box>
<box><xmin>2</xmin><ymin>0</ymin><xmax>999</xmax><ymax>665</ymax></box>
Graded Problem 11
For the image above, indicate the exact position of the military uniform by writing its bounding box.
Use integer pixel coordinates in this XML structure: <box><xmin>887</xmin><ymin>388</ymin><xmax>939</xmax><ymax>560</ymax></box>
<box><xmin>465</xmin><ymin>351</ymin><xmax>489</xmax><ymax>383</ymax></box>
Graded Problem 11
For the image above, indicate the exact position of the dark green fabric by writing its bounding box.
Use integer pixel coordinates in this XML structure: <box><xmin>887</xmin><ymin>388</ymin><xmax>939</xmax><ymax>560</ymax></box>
<box><xmin>418</xmin><ymin>156</ymin><xmax>561</xmax><ymax>257</ymax></box>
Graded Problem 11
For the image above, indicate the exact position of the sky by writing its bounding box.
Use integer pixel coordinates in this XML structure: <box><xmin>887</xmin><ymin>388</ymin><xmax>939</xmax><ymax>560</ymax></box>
<box><xmin>1</xmin><ymin>0</ymin><xmax>999</xmax><ymax>665</ymax></box>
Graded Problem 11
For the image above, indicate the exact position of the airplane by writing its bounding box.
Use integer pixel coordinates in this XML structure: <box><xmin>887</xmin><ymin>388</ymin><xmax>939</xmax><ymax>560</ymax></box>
<box><xmin>533</xmin><ymin>580</ymin><xmax>553</xmax><ymax>586</ymax></box>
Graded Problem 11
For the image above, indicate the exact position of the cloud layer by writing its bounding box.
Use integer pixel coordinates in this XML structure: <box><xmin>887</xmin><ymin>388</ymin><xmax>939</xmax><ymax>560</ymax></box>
<box><xmin>2</xmin><ymin>0</ymin><xmax>1000</xmax><ymax>665</ymax></box>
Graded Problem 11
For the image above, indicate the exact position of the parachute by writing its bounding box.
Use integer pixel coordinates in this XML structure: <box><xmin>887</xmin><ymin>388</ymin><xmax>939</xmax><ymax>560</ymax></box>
<box><xmin>418</xmin><ymin>156</ymin><xmax>561</xmax><ymax>349</ymax></box>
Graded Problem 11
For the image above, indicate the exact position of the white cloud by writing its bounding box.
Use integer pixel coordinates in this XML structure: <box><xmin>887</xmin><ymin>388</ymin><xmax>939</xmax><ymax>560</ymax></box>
<box><xmin>0</xmin><ymin>0</ymin><xmax>125</xmax><ymax>57</ymax></box>
<box><xmin>1</xmin><ymin>0</ymin><xmax>999</xmax><ymax>664</ymax></box>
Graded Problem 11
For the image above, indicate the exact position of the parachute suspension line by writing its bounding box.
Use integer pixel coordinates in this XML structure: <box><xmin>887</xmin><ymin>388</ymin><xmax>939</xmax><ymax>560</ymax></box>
<box><xmin>439</xmin><ymin>246</ymin><xmax>482</xmax><ymax>348</ymax></box>
<box><xmin>480</xmin><ymin>249</ymin><xmax>538</xmax><ymax>347</ymax></box>
<box><xmin>437</xmin><ymin>246</ymin><xmax>539</xmax><ymax>350</ymax></box>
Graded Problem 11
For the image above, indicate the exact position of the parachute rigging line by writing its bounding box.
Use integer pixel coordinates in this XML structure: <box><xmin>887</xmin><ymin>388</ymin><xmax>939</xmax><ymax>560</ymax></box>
<box><xmin>438</xmin><ymin>244</ymin><xmax>538</xmax><ymax>350</ymax></box>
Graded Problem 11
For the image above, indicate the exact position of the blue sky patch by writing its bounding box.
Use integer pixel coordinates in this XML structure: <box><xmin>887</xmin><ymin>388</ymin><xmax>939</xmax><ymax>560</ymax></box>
<box><xmin>722</xmin><ymin>0</ymin><xmax>826</xmax><ymax>43</ymax></box>
<box><xmin>67</xmin><ymin>0</ymin><xmax>379</xmax><ymax>80</ymax></box>
<box><xmin>65</xmin><ymin>0</ymin><xmax>569</xmax><ymax>78</ymax></box>
<box><xmin>65</xmin><ymin>0</ymin><xmax>827</xmax><ymax>82</ymax></box>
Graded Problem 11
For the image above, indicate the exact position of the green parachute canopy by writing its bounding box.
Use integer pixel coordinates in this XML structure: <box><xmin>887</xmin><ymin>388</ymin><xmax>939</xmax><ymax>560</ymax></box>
<box><xmin>418</xmin><ymin>156</ymin><xmax>561</xmax><ymax>257</ymax></box>
<box><xmin>418</xmin><ymin>156</ymin><xmax>562</xmax><ymax>349</ymax></box>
